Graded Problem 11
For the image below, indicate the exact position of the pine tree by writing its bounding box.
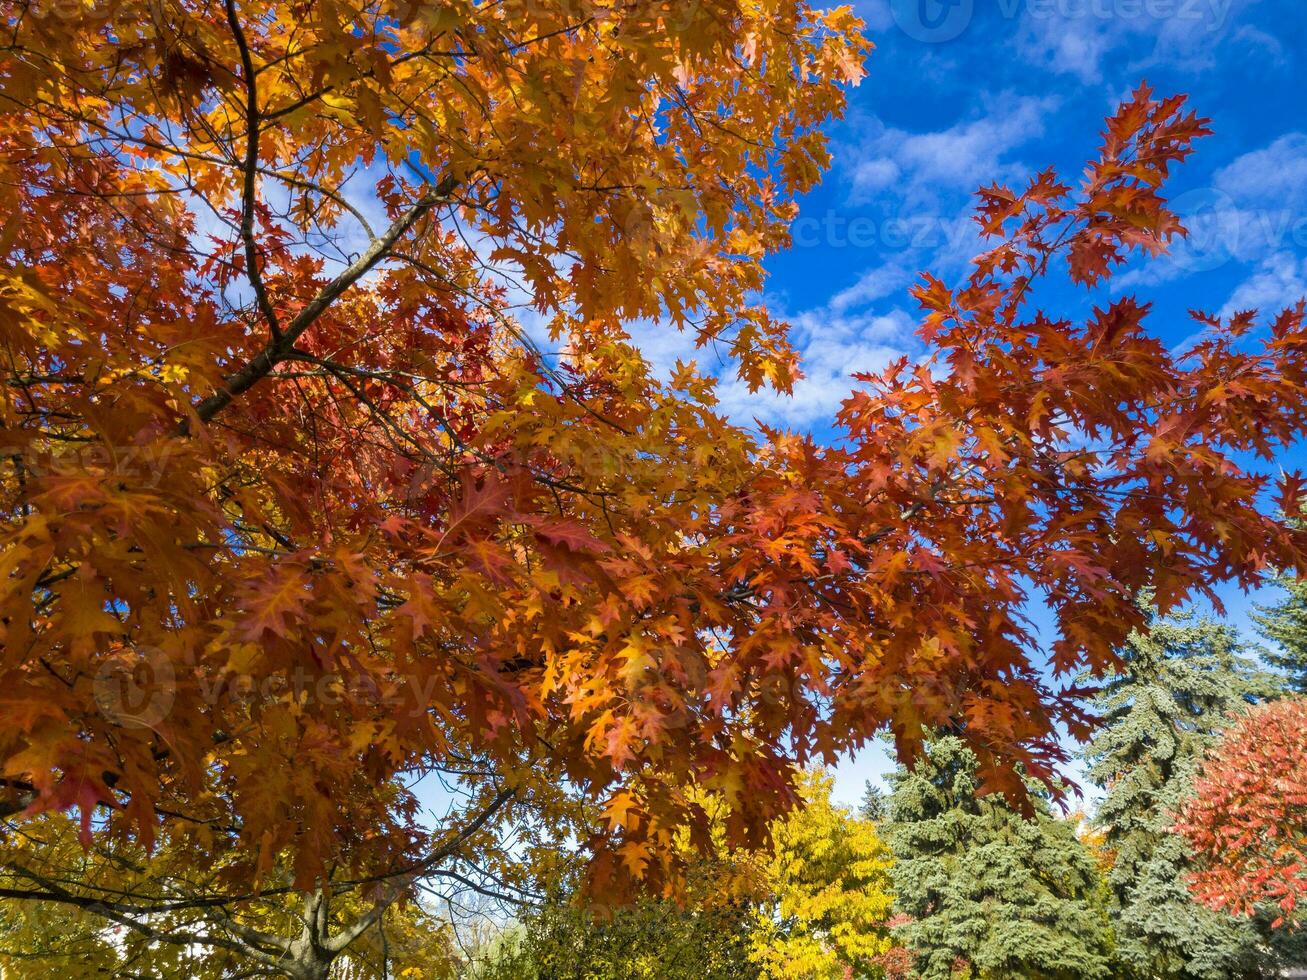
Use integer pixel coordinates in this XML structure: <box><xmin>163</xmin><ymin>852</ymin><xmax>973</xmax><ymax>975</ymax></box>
<box><xmin>1083</xmin><ymin>612</ymin><xmax>1284</xmax><ymax>978</ymax></box>
<box><xmin>1253</xmin><ymin>575</ymin><xmax>1307</xmax><ymax>693</ymax></box>
<box><xmin>884</xmin><ymin>736</ymin><xmax>1114</xmax><ymax>980</ymax></box>
<box><xmin>860</xmin><ymin>781</ymin><xmax>889</xmax><ymax>823</ymax></box>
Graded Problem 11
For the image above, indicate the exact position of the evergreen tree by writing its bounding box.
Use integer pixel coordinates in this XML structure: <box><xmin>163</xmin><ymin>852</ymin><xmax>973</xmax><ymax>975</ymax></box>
<box><xmin>1083</xmin><ymin>612</ymin><xmax>1284</xmax><ymax>978</ymax></box>
<box><xmin>860</xmin><ymin>780</ymin><xmax>889</xmax><ymax>823</ymax></box>
<box><xmin>1254</xmin><ymin>575</ymin><xmax>1307</xmax><ymax>693</ymax></box>
<box><xmin>884</xmin><ymin>736</ymin><xmax>1114</xmax><ymax>980</ymax></box>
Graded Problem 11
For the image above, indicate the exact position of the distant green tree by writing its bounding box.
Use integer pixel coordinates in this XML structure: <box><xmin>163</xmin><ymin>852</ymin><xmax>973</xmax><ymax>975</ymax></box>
<box><xmin>884</xmin><ymin>736</ymin><xmax>1115</xmax><ymax>980</ymax></box>
<box><xmin>468</xmin><ymin>889</ymin><xmax>758</xmax><ymax>980</ymax></box>
<box><xmin>1254</xmin><ymin>575</ymin><xmax>1307</xmax><ymax>693</ymax></box>
<box><xmin>860</xmin><ymin>780</ymin><xmax>889</xmax><ymax>823</ymax></box>
<box><xmin>1083</xmin><ymin>611</ymin><xmax>1286</xmax><ymax>979</ymax></box>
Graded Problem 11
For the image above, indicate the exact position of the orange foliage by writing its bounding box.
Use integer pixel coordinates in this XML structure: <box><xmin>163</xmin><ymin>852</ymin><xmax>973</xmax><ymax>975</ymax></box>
<box><xmin>0</xmin><ymin>0</ymin><xmax>1304</xmax><ymax>903</ymax></box>
<box><xmin>1176</xmin><ymin>697</ymin><xmax>1307</xmax><ymax>928</ymax></box>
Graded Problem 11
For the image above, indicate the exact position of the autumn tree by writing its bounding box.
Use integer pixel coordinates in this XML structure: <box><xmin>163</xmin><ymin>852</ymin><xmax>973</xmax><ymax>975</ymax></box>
<box><xmin>748</xmin><ymin>770</ymin><xmax>897</xmax><ymax>979</ymax></box>
<box><xmin>1176</xmin><ymin>696</ymin><xmax>1307</xmax><ymax>931</ymax></box>
<box><xmin>471</xmin><ymin>770</ymin><xmax>898</xmax><ymax>980</ymax></box>
<box><xmin>883</xmin><ymin>736</ymin><xmax>1114</xmax><ymax>979</ymax></box>
<box><xmin>1082</xmin><ymin>612</ymin><xmax>1288</xmax><ymax>978</ymax></box>
<box><xmin>0</xmin><ymin>0</ymin><xmax>870</xmax><ymax>971</ymax></box>
<box><xmin>2</xmin><ymin>0</ymin><xmax>1307</xmax><ymax>970</ymax></box>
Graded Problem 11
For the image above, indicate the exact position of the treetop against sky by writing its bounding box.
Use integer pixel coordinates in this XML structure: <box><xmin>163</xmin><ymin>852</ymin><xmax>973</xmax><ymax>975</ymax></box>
<box><xmin>0</xmin><ymin>0</ymin><xmax>1305</xmax><ymax>904</ymax></box>
<box><xmin>799</xmin><ymin>0</ymin><xmax>1307</xmax><ymax>799</ymax></box>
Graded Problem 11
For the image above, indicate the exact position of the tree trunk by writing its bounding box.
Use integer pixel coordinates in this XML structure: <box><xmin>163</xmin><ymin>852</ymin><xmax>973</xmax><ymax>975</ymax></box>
<box><xmin>281</xmin><ymin>942</ymin><xmax>336</xmax><ymax>980</ymax></box>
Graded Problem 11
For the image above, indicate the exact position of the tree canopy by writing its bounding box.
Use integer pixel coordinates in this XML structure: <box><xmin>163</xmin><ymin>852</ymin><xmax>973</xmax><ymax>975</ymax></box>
<box><xmin>1177</xmin><ymin>696</ymin><xmax>1307</xmax><ymax>930</ymax></box>
<box><xmin>884</xmin><ymin>736</ymin><xmax>1115</xmax><ymax>980</ymax></box>
<box><xmin>2</xmin><ymin>0</ymin><xmax>1307</xmax><ymax>972</ymax></box>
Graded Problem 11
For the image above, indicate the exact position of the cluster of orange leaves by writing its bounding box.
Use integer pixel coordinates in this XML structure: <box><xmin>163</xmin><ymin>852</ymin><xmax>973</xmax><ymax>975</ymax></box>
<box><xmin>0</xmin><ymin>0</ymin><xmax>1304</xmax><ymax>903</ymax></box>
<box><xmin>1176</xmin><ymin>697</ymin><xmax>1307</xmax><ymax>928</ymax></box>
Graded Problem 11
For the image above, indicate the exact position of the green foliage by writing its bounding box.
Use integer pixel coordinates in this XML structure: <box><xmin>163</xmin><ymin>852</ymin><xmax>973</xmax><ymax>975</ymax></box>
<box><xmin>1254</xmin><ymin>575</ymin><xmax>1307</xmax><ymax>693</ymax></box>
<box><xmin>884</xmin><ymin>736</ymin><xmax>1115</xmax><ymax>980</ymax></box>
<box><xmin>1083</xmin><ymin>612</ymin><xmax>1283</xmax><ymax>978</ymax></box>
<box><xmin>468</xmin><ymin>891</ymin><xmax>758</xmax><ymax>980</ymax></box>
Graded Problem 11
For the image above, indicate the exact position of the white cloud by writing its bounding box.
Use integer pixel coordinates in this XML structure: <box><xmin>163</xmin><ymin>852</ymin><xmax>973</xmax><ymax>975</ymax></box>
<box><xmin>1230</xmin><ymin>23</ymin><xmax>1287</xmax><ymax>64</ymax></box>
<box><xmin>851</xmin><ymin>157</ymin><xmax>901</xmax><ymax>194</ymax></box>
<box><xmin>830</xmin><ymin>261</ymin><xmax>914</xmax><ymax>313</ymax></box>
<box><xmin>1213</xmin><ymin>133</ymin><xmax>1307</xmax><ymax>207</ymax></box>
<box><xmin>1012</xmin><ymin>0</ymin><xmax>1256</xmax><ymax>82</ymax></box>
<box><xmin>1015</xmin><ymin>16</ymin><xmax>1118</xmax><ymax>83</ymax></box>
<box><xmin>1219</xmin><ymin>252</ymin><xmax>1307</xmax><ymax>320</ymax></box>
<box><xmin>714</xmin><ymin>308</ymin><xmax>916</xmax><ymax>426</ymax></box>
<box><xmin>849</xmin><ymin>95</ymin><xmax>1057</xmax><ymax>207</ymax></box>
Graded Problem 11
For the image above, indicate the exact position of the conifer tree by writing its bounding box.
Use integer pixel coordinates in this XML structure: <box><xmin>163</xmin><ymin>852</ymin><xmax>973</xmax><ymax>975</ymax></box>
<box><xmin>884</xmin><ymin>736</ymin><xmax>1114</xmax><ymax>980</ymax></box>
<box><xmin>860</xmin><ymin>781</ymin><xmax>889</xmax><ymax>823</ymax></box>
<box><xmin>1083</xmin><ymin>612</ymin><xmax>1283</xmax><ymax>978</ymax></box>
<box><xmin>1254</xmin><ymin>576</ymin><xmax>1307</xmax><ymax>693</ymax></box>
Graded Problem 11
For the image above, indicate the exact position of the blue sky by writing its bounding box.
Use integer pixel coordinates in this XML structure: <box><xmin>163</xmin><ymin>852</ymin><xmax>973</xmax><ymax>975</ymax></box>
<box><xmin>731</xmin><ymin>0</ymin><xmax>1307</xmax><ymax>804</ymax></box>
<box><xmin>724</xmin><ymin>0</ymin><xmax>1307</xmax><ymax>430</ymax></box>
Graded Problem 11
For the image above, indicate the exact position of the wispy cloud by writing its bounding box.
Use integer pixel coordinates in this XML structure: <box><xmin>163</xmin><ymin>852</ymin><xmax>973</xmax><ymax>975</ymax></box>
<box><xmin>1012</xmin><ymin>0</ymin><xmax>1251</xmax><ymax>82</ymax></box>
<box><xmin>1214</xmin><ymin>132</ymin><xmax>1307</xmax><ymax>206</ymax></box>
<box><xmin>848</xmin><ymin>94</ymin><xmax>1057</xmax><ymax>207</ymax></box>
<box><xmin>1219</xmin><ymin>252</ymin><xmax>1307</xmax><ymax>319</ymax></box>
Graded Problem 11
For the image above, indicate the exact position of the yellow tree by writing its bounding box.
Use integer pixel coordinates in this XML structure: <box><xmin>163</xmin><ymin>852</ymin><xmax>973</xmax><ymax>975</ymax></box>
<box><xmin>750</xmin><ymin>771</ymin><xmax>897</xmax><ymax>978</ymax></box>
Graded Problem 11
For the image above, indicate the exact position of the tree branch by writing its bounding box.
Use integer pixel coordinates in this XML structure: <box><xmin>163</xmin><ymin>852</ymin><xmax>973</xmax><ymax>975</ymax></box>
<box><xmin>184</xmin><ymin>174</ymin><xmax>458</xmax><ymax>431</ymax></box>
<box><xmin>324</xmin><ymin>786</ymin><xmax>515</xmax><ymax>954</ymax></box>
<box><xmin>223</xmin><ymin>0</ymin><xmax>281</xmax><ymax>343</ymax></box>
